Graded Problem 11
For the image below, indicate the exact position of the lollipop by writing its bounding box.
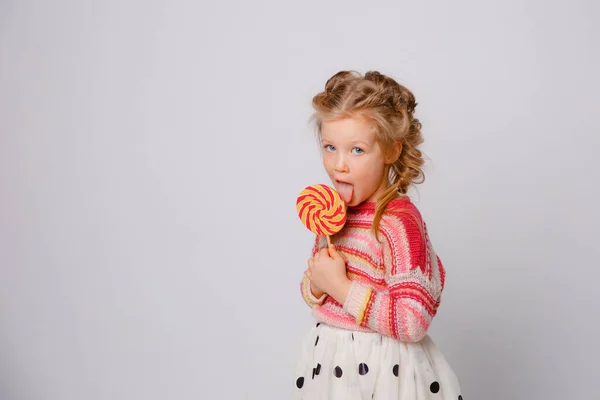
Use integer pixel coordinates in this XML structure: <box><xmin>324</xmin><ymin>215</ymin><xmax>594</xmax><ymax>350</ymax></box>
<box><xmin>296</xmin><ymin>184</ymin><xmax>347</xmax><ymax>246</ymax></box>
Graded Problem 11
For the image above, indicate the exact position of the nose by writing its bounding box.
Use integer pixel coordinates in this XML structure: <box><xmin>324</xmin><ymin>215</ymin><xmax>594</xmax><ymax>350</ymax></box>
<box><xmin>334</xmin><ymin>154</ymin><xmax>349</xmax><ymax>173</ymax></box>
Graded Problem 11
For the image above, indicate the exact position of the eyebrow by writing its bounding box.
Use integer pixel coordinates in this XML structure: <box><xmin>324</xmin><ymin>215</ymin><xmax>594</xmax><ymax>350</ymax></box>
<box><xmin>320</xmin><ymin>138</ymin><xmax>372</xmax><ymax>147</ymax></box>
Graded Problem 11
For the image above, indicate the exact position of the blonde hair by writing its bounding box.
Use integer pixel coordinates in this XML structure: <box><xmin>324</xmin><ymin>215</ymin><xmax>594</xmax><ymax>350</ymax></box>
<box><xmin>311</xmin><ymin>70</ymin><xmax>425</xmax><ymax>237</ymax></box>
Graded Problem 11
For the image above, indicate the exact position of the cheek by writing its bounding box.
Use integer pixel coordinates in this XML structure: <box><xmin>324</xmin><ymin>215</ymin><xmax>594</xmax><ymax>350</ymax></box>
<box><xmin>322</xmin><ymin>154</ymin><xmax>334</xmax><ymax>172</ymax></box>
<box><xmin>361</xmin><ymin>160</ymin><xmax>386</xmax><ymax>184</ymax></box>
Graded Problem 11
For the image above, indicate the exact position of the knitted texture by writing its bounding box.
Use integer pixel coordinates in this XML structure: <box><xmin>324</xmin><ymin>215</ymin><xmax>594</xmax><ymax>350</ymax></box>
<box><xmin>300</xmin><ymin>197</ymin><xmax>446</xmax><ymax>342</ymax></box>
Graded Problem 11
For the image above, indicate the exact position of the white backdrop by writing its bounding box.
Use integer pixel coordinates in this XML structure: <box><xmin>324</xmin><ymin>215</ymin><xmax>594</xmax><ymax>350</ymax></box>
<box><xmin>1</xmin><ymin>0</ymin><xmax>599</xmax><ymax>399</ymax></box>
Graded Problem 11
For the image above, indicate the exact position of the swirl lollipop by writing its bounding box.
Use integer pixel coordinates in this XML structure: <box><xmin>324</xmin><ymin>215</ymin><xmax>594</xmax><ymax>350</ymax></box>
<box><xmin>296</xmin><ymin>184</ymin><xmax>347</xmax><ymax>246</ymax></box>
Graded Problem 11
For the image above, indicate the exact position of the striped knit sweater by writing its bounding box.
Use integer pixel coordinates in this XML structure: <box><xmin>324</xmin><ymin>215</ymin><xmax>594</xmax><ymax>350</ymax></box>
<box><xmin>300</xmin><ymin>197</ymin><xmax>445</xmax><ymax>342</ymax></box>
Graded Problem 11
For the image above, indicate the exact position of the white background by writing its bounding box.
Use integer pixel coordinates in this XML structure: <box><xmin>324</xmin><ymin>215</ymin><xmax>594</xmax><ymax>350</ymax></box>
<box><xmin>1</xmin><ymin>0</ymin><xmax>599</xmax><ymax>399</ymax></box>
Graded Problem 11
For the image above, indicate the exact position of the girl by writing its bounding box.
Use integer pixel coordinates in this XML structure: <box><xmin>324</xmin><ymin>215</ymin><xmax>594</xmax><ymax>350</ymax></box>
<box><xmin>292</xmin><ymin>71</ymin><xmax>463</xmax><ymax>399</ymax></box>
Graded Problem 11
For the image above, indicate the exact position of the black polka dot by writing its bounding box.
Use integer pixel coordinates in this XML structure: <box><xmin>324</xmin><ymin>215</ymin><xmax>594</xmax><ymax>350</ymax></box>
<box><xmin>312</xmin><ymin>368</ymin><xmax>315</xmax><ymax>379</ymax></box>
<box><xmin>358</xmin><ymin>363</ymin><xmax>369</xmax><ymax>375</ymax></box>
<box><xmin>315</xmin><ymin>336</ymin><xmax>319</xmax><ymax>346</ymax></box>
<box><xmin>430</xmin><ymin>381</ymin><xmax>440</xmax><ymax>393</ymax></box>
<box><xmin>334</xmin><ymin>366</ymin><xmax>343</xmax><ymax>378</ymax></box>
<box><xmin>315</xmin><ymin>363</ymin><xmax>321</xmax><ymax>375</ymax></box>
<box><xmin>352</xmin><ymin>333</ymin><xmax>354</xmax><ymax>340</ymax></box>
<box><xmin>393</xmin><ymin>364</ymin><xmax>399</xmax><ymax>377</ymax></box>
<box><xmin>316</xmin><ymin>322</ymin><xmax>321</xmax><ymax>327</ymax></box>
<box><xmin>458</xmin><ymin>396</ymin><xmax>463</xmax><ymax>400</ymax></box>
<box><xmin>296</xmin><ymin>377</ymin><xmax>304</xmax><ymax>389</ymax></box>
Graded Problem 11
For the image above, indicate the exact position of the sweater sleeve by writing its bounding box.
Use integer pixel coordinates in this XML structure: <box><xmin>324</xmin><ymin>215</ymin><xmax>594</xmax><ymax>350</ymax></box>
<box><xmin>300</xmin><ymin>235</ymin><xmax>328</xmax><ymax>308</ymax></box>
<box><xmin>342</xmin><ymin>212</ymin><xmax>445</xmax><ymax>342</ymax></box>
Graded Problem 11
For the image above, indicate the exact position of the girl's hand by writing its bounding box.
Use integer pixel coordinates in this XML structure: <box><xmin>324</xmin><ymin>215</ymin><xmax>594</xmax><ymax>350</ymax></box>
<box><xmin>305</xmin><ymin>244</ymin><xmax>352</xmax><ymax>305</ymax></box>
<box><xmin>304</xmin><ymin>264</ymin><xmax>326</xmax><ymax>299</ymax></box>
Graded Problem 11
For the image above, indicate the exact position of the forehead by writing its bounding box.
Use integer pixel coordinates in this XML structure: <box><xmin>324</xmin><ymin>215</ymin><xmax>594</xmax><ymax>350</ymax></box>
<box><xmin>320</xmin><ymin>117</ymin><xmax>378</xmax><ymax>143</ymax></box>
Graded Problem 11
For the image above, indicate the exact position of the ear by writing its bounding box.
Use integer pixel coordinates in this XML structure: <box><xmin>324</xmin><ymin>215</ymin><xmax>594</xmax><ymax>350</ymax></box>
<box><xmin>386</xmin><ymin>141</ymin><xmax>402</xmax><ymax>164</ymax></box>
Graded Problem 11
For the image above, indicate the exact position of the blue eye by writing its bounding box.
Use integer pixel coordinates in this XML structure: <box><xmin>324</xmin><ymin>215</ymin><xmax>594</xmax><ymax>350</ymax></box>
<box><xmin>324</xmin><ymin>145</ymin><xmax>336</xmax><ymax>152</ymax></box>
<box><xmin>352</xmin><ymin>147</ymin><xmax>364</xmax><ymax>155</ymax></box>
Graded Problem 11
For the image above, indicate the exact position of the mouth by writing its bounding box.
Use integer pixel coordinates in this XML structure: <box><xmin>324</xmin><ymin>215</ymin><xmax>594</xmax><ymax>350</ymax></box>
<box><xmin>334</xmin><ymin>180</ymin><xmax>354</xmax><ymax>204</ymax></box>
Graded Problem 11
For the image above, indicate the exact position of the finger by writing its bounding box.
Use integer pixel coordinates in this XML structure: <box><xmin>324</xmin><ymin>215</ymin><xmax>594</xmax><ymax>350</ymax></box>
<box><xmin>307</xmin><ymin>258</ymin><xmax>314</xmax><ymax>267</ymax></box>
<box><xmin>327</xmin><ymin>243</ymin><xmax>343</xmax><ymax>260</ymax></box>
<box><xmin>327</xmin><ymin>243</ymin><xmax>335</xmax><ymax>257</ymax></box>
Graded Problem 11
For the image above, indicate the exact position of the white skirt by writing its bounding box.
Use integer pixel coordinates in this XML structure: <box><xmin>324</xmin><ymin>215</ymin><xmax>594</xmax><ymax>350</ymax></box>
<box><xmin>291</xmin><ymin>322</ymin><xmax>463</xmax><ymax>400</ymax></box>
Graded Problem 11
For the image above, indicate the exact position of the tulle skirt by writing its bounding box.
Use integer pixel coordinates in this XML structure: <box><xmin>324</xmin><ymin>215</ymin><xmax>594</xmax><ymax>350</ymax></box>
<box><xmin>290</xmin><ymin>322</ymin><xmax>463</xmax><ymax>400</ymax></box>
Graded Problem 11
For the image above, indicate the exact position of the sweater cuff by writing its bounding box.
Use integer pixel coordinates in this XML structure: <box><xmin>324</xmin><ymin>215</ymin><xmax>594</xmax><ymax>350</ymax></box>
<box><xmin>302</xmin><ymin>276</ymin><xmax>328</xmax><ymax>306</ymax></box>
<box><xmin>308</xmin><ymin>283</ymin><xmax>328</xmax><ymax>304</ymax></box>
<box><xmin>343</xmin><ymin>280</ymin><xmax>374</xmax><ymax>325</ymax></box>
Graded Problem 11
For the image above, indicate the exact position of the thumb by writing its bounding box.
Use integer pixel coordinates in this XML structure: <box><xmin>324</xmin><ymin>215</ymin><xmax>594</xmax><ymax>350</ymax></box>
<box><xmin>328</xmin><ymin>243</ymin><xmax>341</xmax><ymax>259</ymax></box>
<box><xmin>329</xmin><ymin>243</ymin><xmax>349</xmax><ymax>263</ymax></box>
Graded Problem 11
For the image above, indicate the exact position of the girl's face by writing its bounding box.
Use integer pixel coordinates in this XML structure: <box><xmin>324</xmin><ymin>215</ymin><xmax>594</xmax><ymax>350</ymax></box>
<box><xmin>320</xmin><ymin>117</ymin><xmax>397</xmax><ymax>207</ymax></box>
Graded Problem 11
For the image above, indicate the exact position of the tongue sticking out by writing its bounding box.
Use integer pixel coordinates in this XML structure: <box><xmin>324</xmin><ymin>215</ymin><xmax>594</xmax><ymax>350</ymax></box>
<box><xmin>335</xmin><ymin>182</ymin><xmax>354</xmax><ymax>204</ymax></box>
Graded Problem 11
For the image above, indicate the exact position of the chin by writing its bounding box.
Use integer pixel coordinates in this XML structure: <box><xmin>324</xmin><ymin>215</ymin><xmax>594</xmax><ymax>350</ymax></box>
<box><xmin>346</xmin><ymin>198</ymin><xmax>364</xmax><ymax>207</ymax></box>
